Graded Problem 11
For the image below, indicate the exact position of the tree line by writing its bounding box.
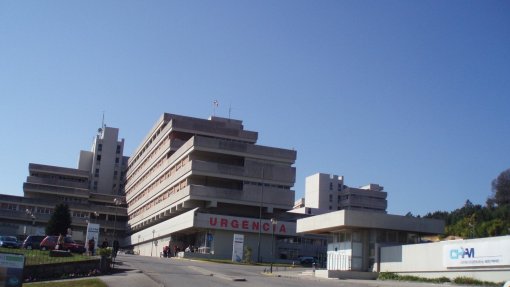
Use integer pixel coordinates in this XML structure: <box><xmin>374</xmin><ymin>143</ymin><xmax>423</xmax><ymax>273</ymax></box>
<box><xmin>423</xmin><ymin>168</ymin><xmax>510</xmax><ymax>238</ymax></box>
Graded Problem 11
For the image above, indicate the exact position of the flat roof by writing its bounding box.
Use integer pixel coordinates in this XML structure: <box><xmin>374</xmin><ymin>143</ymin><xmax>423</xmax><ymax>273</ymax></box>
<box><xmin>297</xmin><ymin>209</ymin><xmax>444</xmax><ymax>235</ymax></box>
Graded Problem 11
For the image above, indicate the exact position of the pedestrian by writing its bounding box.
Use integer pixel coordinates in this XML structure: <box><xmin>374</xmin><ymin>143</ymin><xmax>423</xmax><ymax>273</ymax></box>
<box><xmin>102</xmin><ymin>238</ymin><xmax>109</xmax><ymax>248</ymax></box>
<box><xmin>56</xmin><ymin>234</ymin><xmax>64</xmax><ymax>250</ymax></box>
<box><xmin>112</xmin><ymin>239</ymin><xmax>119</xmax><ymax>258</ymax></box>
<box><xmin>88</xmin><ymin>237</ymin><xmax>95</xmax><ymax>256</ymax></box>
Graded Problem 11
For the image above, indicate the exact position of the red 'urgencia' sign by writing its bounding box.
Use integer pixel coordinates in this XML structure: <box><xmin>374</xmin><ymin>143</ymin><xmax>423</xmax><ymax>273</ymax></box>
<box><xmin>208</xmin><ymin>216</ymin><xmax>287</xmax><ymax>234</ymax></box>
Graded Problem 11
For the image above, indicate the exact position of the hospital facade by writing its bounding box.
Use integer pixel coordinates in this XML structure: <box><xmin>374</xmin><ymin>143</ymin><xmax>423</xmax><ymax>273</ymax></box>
<box><xmin>124</xmin><ymin>113</ymin><xmax>324</xmax><ymax>261</ymax></box>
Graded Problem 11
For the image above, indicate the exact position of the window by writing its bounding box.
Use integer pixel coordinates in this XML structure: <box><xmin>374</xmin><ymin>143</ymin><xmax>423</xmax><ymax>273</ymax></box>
<box><xmin>329</xmin><ymin>194</ymin><xmax>333</xmax><ymax>202</ymax></box>
<box><xmin>115</xmin><ymin>157</ymin><xmax>119</xmax><ymax>163</ymax></box>
<box><xmin>116</xmin><ymin>145</ymin><xmax>121</xmax><ymax>154</ymax></box>
<box><xmin>329</xmin><ymin>182</ymin><xmax>333</xmax><ymax>190</ymax></box>
<box><xmin>98</xmin><ymin>144</ymin><xmax>102</xmax><ymax>151</ymax></box>
<box><xmin>96</xmin><ymin>155</ymin><xmax>101</xmax><ymax>161</ymax></box>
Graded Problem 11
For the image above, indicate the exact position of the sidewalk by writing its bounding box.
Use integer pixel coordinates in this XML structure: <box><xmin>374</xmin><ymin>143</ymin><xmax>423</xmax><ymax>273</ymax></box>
<box><xmin>100</xmin><ymin>269</ymin><xmax>162</xmax><ymax>287</ymax></box>
<box><xmin>99</xmin><ymin>260</ymin><xmax>162</xmax><ymax>287</ymax></box>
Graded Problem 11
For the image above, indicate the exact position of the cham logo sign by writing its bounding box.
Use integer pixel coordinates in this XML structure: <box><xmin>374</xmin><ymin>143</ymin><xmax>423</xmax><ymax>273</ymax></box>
<box><xmin>449</xmin><ymin>247</ymin><xmax>475</xmax><ymax>260</ymax></box>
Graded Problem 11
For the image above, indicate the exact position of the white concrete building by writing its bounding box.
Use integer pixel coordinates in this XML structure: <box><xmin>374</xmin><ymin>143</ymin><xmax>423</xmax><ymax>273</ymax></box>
<box><xmin>292</xmin><ymin>173</ymin><xmax>387</xmax><ymax>215</ymax></box>
<box><xmin>0</xmin><ymin>125</ymin><xmax>129</xmax><ymax>243</ymax></box>
<box><xmin>297</xmin><ymin>209</ymin><xmax>444</xmax><ymax>279</ymax></box>
<box><xmin>125</xmin><ymin>114</ymin><xmax>317</xmax><ymax>261</ymax></box>
<box><xmin>78</xmin><ymin>126</ymin><xmax>128</xmax><ymax>196</ymax></box>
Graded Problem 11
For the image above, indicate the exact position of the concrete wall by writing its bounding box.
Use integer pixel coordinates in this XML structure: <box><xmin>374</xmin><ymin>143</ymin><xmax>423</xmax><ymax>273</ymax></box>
<box><xmin>379</xmin><ymin>236</ymin><xmax>510</xmax><ymax>282</ymax></box>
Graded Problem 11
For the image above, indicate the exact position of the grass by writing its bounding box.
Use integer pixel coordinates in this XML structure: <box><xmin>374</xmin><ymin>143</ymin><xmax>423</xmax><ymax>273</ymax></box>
<box><xmin>23</xmin><ymin>278</ymin><xmax>107</xmax><ymax>287</ymax></box>
<box><xmin>378</xmin><ymin>272</ymin><xmax>502</xmax><ymax>286</ymax></box>
<box><xmin>0</xmin><ymin>247</ymin><xmax>94</xmax><ymax>265</ymax></box>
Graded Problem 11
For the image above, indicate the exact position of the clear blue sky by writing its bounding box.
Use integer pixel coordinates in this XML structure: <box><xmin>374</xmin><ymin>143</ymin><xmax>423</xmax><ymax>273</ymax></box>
<box><xmin>1</xmin><ymin>1</ymin><xmax>509</xmax><ymax>216</ymax></box>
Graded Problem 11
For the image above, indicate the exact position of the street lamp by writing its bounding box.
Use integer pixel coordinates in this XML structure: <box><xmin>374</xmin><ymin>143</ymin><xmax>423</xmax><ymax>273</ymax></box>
<box><xmin>138</xmin><ymin>235</ymin><xmax>141</xmax><ymax>255</ymax></box>
<box><xmin>93</xmin><ymin>211</ymin><xmax>99</xmax><ymax>223</ymax></box>
<box><xmin>270</xmin><ymin>218</ymin><xmax>277</xmax><ymax>273</ymax></box>
<box><xmin>25</xmin><ymin>209</ymin><xmax>36</xmax><ymax>235</ymax></box>
<box><xmin>151</xmin><ymin>230</ymin><xmax>155</xmax><ymax>256</ymax></box>
<box><xmin>113</xmin><ymin>198</ymin><xmax>122</xmax><ymax>241</ymax></box>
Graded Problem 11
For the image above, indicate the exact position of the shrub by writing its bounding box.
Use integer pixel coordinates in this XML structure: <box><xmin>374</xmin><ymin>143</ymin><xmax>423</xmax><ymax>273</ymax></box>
<box><xmin>453</xmin><ymin>276</ymin><xmax>500</xmax><ymax>286</ymax></box>
<box><xmin>97</xmin><ymin>248</ymin><xmax>112</xmax><ymax>257</ymax></box>
<box><xmin>378</xmin><ymin>272</ymin><xmax>399</xmax><ymax>280</ymax></box>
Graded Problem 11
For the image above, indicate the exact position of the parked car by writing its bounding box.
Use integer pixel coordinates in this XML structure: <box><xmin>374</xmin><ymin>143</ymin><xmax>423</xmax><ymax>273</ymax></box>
<box><xmin>40</xmin><ymin>236</ymin><xmax>86</xmax><ymax>253</ymax></box>
<box><xmin>298</xmin><ymin>256</ymin><xmax>316</xmax><ymax>266</ymax></box>
<box><xmin>0</xmin><ymin>236</ymin><xmax>21</xmax><ymax>248</ymax></box>
<box><xmin>21</xmin><ymin>235</ymin><xmax>46</xmax><ymax>250</ymax></box>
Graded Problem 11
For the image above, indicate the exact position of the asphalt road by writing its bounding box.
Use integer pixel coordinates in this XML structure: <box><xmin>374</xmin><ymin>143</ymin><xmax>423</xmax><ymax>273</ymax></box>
<box><xmin>113</xmin><ymin>254</ymin><xmax>480</xmax><ymax>287</ymax></box>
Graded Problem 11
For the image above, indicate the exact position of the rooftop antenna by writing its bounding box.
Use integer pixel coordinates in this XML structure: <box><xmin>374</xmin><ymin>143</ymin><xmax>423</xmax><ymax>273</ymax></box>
<box><xmin>213</xmin><ymin>100</ymin><xmax>219</xmax><ymax>117</ymax></box>
<box><xmin>228</xmin><ymin>104</ymin><xmax>232</xmax><ymax>120</ymax></box>
<box><xmin>98</xmin><ymin>111</ymin><xmax>105</xmax><ymax>136</ymax></box>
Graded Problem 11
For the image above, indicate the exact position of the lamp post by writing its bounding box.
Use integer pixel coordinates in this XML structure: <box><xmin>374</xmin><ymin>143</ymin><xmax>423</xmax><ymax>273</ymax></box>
<box><xmin>113</xmin><ymin>198</ymin><xmax>122</xmax><ymax>241</ymax></box>
<box><xmin>270</xmin><ymin>218</ymin><xmax>277</xmax><ymax>273</ymax></box>
<box><xmin>151</xmin><ymin>230</ymin><xmax>155</xmax><ymax>256</ymax></box>
<box><xmin>25</xmin><ymin>209</ymin><xmax>36</xmax><ymax>235</ymax></box>
<box><xmin>93</xmin><ymin>211</ymin><xmax>99</xmax><ymax>223</ymax></box>
<box><xmin>138</xmin><ymin>235</ymin><xmax>141</xmax><ymax>255</ymax></box>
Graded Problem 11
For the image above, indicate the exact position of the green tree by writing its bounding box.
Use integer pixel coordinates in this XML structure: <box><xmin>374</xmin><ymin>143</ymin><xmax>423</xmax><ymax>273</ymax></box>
<box><xmin>46</xmin><ymin>203</ymin><xmax>72</xmax><ymax>236</ymax></box>
<box><xmin>489</xmin><ymin>168</ymin><xmax>510</xmax><ymax>206</ymax></box>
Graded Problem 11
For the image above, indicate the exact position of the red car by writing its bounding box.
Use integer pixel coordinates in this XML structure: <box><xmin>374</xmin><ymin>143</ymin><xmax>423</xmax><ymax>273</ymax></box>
<box><xmin>40</xmin><ymin>236</ymin><xmax>86</xmax><ymax>253</ymax></box>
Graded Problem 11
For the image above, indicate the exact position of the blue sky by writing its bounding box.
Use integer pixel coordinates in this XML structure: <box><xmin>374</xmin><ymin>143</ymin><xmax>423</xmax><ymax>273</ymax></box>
<box><xmin>1</xmin><ymin>1</ymin><xmax>509</xmax><ymax>216</ymax></box>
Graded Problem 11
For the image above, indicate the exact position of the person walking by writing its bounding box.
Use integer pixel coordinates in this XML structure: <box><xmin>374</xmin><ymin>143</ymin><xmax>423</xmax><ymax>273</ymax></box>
<box><xmin>112</xmin><ymin>239</ymin><xmax>119</xmax><ymax>258</ymax></box>
<box><xmin>56</xmin><ymin>234</ymin><xmax>64</xmax><ymax>250</ymax></box>
<box><xmin>102</xmin><ymin>238</ymin><xmax>109</xmax><ymax>248</ymax></box>
<box><xmin>88</xmin><ymin>237</ymin><xmax>95</xmax><ymax>256</ymax></box>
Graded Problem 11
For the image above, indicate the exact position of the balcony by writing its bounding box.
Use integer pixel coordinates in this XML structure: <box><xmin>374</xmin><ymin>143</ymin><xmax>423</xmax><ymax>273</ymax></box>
<box><xmin>193</xmin><ymin>136</ymin><xmax>296</xmax><ymax>163</ymax></box>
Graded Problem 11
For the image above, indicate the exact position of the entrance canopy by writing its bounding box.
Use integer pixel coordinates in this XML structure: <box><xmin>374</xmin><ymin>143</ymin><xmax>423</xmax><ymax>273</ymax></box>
<box><xmin>297</xmin><ymin>209</ymin><xmax>444</xmax><ymax>235</ymax></box>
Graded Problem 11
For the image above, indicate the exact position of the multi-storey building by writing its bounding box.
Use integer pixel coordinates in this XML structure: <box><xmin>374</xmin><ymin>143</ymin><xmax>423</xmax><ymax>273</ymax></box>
<box><xmin>125</xmin><ymin>114</ymin><xmax>322</xmax><ymax>261</ymax></box>
<box><xmin>0</xmin><ymin>126</ymin><xmax>128</xmax><ymax>243</ymax></box>
<box><xmin>292</xmin><ymin>173</ymin><xmax>387</xmax><ymax>215</ymax></box>
<box><xmin>78</xmin><ymin>126</ymin><xmax>127</xmax><ymax>195</ymax></box>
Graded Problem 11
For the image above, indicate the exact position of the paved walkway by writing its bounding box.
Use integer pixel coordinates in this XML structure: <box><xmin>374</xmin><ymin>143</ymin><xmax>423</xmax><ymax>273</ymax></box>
<box><xmin>100</xmin><ymin>269</ymin><xmax>162</xmax><ymax>287</ymax></box>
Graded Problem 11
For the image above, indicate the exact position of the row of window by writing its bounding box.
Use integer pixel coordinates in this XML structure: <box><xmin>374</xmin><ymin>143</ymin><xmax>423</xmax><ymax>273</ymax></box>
<box><xmin>2</xmin><ymin>203</ymin><xmax>53</xmax><ymax>214</ymax></box>
<box><xmin>128</xmin><ymin>179</ymin><xmax>187</xmax><ymax>220</ymax></box>
<box><xmin>127</xmin><ymin>155</ymin><xmax>189</xmax><ymax>205</ymax></box>
<box><xmin>126</xmin><ymin>136</ymin><xmax>170</xmax><ymax>192</ymax></box>
<box><xmin>127</xmin><ymin>123</ymin><xmax>167</xmax><ymax>176</ymax></box>
<box><xmin>30</xmin><ymin>173</ymin><xmax>87</xmax><ymax>183</ymax></box>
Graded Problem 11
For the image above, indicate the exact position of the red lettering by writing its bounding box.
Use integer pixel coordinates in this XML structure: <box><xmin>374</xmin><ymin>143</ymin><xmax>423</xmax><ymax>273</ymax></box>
<box><xmin>231</xmin><ymin>220</ymin><xmax>239</xmax><ymax>228</ymax></box>
<box><xmin>242</xmin><ymin>220</ymin><xmax>249</xmax><ymax>229</ymax></box>
<box><xmin>263</xmin><ymin>223</ymin><xmax>270</xmax><ymax>231</ymax></box>
<box><xmin>209</xmin><ymin>217</ymin><xmax>217</xmax><ymax>226</ymax></box>
<box><xmin>220</xmin><ymin>218</ymin><xmax>228</xmax><ymax>227</ymax></box>
<box><xmin>279</xmin><ymin>224</ymin><xmax>286</xmax><ymax>234</ymax></box>
<box><xmin>252</xmin><ymin>221</ymin><xmax>259</xmax><ymax>231</ymax></box>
